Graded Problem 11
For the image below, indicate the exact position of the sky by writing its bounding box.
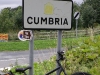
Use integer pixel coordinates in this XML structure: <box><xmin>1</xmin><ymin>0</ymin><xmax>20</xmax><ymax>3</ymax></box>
<box><xmin>0</xmin><ymin>0</ymin><xmax>83</xmax><ymax>11</ymax></box>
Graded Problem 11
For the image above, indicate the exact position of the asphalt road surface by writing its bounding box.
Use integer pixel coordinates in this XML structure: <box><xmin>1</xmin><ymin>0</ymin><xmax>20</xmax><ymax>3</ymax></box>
<box><xmin>0</xmin><ymin>48</ymin><xmax>57</xmax><ymax>69</ymax></box>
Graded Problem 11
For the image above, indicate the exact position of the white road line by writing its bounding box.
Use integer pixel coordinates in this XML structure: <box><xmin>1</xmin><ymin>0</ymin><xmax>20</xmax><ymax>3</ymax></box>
<box><xmin>0</xmin><ymin>67</ymin><xmax>12</xmax><ymax>71</ymax></box>
<box><xmin>0</xmin><ymin>58</ymin><xmax>26</xmax><ymax>62</ymax></box>
<box><xmin>0</xmin><ymin>58</ymin><xmax>26</xmax><ymax>71</ymax></box>
<box><xmin>0</xmin><ymin>64</ymin><xmax>28</xmax><ymax>71</ymax></box>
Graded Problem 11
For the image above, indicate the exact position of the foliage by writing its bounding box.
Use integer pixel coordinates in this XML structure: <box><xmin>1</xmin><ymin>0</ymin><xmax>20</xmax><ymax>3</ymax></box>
<box><xmin>84</xmin><ymin>0</ymin><xmax>100</xmax><ymax>24</ymax></box>
<box><xmin>81</xmin><ymin>2</ymin><xmax>97</xmax><ymax>28</ymax></box>
<box><xmin>0</xmin><ymin>8</ymin><xmax>13</xmax><ymax>32</ymax></box>
<box><xmin>8</xmin><ymin>35</ymin><xmax>100</xmax><ymax>75</ymax></box>
<box><xmin>12</xmin><ymin>6</ymin><xmax>22</xmax><ymax>29</ymax></box>
<box><xmin>9</xmin><ymin>59</ymin><xmax>56</xmax><ymax>75</ymax></box>
<box><xmin>65</xmin><ymin>35</ymin><xmax>100</xmax><ymax>75</ymax></box>
<box><xmin>34</xmin><ymin>35</ymin><xmax>100</xmax><ymax>75</ymax></box>
<box><xmin>0</xmin><ymin>6</ymin><xmax>22</xmax><ymax>33</ymax></box>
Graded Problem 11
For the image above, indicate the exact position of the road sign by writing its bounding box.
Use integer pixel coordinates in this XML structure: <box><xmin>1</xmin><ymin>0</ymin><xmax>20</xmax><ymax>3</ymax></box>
<box><xmin>23</xmin><ymin>0</ymin><xmax>73</xmax><ymax>30</ymax></box>
<box><xmin>74</xmin><ymin>12</ymin><xmax>80</xmax><ymax>19</ymax></box>
<box><xmin>23</xmin><ymin>30</ymin><xmax>33</xmax><ymax>40</ymax></box>
<box><xmin>18</xmin><ymin>30</ymin><xmax>33</xmax><ymax>41</ymax></box>
<box><xmin>74</xmin><ymin>11</ymin><xmax>80</xmax><ymax>37</ymax></box>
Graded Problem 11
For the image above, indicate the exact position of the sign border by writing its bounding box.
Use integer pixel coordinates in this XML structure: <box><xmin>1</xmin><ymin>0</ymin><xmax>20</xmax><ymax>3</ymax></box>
<box><xmin>22</xmin><ymin>0</ymin><xmax>73</xmax><ymax>30</ymax></box>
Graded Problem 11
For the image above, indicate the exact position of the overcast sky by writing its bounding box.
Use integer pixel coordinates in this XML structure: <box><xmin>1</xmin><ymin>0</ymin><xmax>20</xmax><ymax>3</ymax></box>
<box><xmin>0</xmin><ymin>0</ymin><xmax>83</xmax><ymax>11</ymax></box>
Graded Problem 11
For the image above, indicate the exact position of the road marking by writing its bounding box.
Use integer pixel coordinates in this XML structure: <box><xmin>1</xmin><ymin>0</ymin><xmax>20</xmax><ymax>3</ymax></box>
<box><xmin>0</xmin><ymin>58</ymin><xmax>26</xmax><ymax>62</ymax></box>
<box><xmin>0</xmin><ymin>64</ymin><xmax>28</xmax><ymax>71</ymax></box>
<box><xmin>0</xmin><ymin>58</ymin><xmax>27</xmax><ymax>71</ymax></box>
<box><xmin>0</xmin><ymin>67</ymin><xmax>11</xmax><ymax>71</ymax></box>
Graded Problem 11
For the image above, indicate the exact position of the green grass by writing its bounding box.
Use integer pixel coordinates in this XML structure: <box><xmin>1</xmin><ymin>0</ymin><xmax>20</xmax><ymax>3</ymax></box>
<box><xmin>0</xmin><ymin>37</ymin><xmax>86</xmax><ymax>51</ymax></box>
<box><xmin>0</xmin><ymin>41</ymin><xmax>29</xmax><ymax>51</ymax></box>
<box><xmin>0</xmin><ymin>39</ymin><xmax>58</xmax><ymax>51</ymax></box>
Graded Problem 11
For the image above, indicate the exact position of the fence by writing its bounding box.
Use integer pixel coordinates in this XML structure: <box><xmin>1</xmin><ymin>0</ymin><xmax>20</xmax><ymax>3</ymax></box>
<box><xmin>1</xmin><ymin>28</ymin><xmax>100</xmax><ymax>41</ymax></box>
<box><xmin>34</xmin><ymin>28</ymin><xmax>100</xmax><ymax>40</ymax></box>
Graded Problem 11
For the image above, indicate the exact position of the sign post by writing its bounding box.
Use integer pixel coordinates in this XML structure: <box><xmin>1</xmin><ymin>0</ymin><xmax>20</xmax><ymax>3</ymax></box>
<box><xmin>29</xmin><ymin>30</ymin><xmax>34</xmax><ymax>75</ymax></box>
<box><xmin>57</xmin><ymin>30</ymin><xmax>62</xmax><ymax>75</ymax></box>
<box><xmin>76</xmin><ymin>19</ymin><xmax>78</xmax><ymax>37</ymax></box>
<box><xmin>23</xmin><ymin>0</ymin><xmax>73</xmax><ymax>75</ymax></box>
<box><xmin>74</xmin><ymin>12</ymin><xmax>80</xmax><ymax>37</ymax></box>
<box><xmin>18</xmin><ymin>30</ymin><xmax>33</xmax><ymax>75</ymax></box>
<box><xmin>23</xmin><ymin>30</ymin><xmax>34</xmax><ymax>75</ymax></box>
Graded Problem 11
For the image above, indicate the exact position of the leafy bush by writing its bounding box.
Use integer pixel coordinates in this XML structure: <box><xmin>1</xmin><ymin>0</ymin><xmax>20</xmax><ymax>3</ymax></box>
<box><xmin>9</xmin><ymin>36</ymin><xmax>100</xmax><ymax>75</ymax></box>
<box><xmin>65</xmin><ymin>36</ymin><xmax>100</xmax><ymax>75</ymax></box>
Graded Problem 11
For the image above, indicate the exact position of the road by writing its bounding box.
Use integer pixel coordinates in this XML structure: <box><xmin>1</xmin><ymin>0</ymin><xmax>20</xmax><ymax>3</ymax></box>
<box><xmin>0</xmin><ymin>48</ymin><xmax>57</xmax><ymax>70</ymax></box>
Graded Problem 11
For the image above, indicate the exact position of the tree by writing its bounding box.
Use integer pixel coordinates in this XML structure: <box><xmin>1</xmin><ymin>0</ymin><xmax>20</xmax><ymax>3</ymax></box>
<box><xmin>0</xmin><ymin>6</ymin><xmax>22</xmax><ymax>32</ymax></box>
<box><xmin>12</xmin><ymin>6</ymin><xmax>22</xmax><ymax>30</ymax></box>
<box><xmin>0</xmin><ymin>7</ymin><xmax>14</xmax><ymax>32</ymax></box>
<box><xmin>83</xmin><ymin>0</ymin><xmax>100</xmax><ymax>24</ymax></box>
<box><xmin>72</xmin><ymin>2</ymin><xmax>82</xmax><ymax>29</ymax></box>
<box><xmin>81</xmin><ymin>4</ymin><xmax>97</xmax><ymax>28</ymax></box>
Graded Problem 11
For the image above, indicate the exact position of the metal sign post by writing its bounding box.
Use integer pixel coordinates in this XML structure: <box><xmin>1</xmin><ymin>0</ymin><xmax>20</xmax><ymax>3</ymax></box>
<box><xmin>18</xmin><ymin>30</ymin><xmax>34</xmax><ymax>75</ymax></box>
<box><xmin>74</xmin><ymin>12</ymin><xmax>80</xmax><ymax>38</ymax></box>
<box><xmin>29</xmin><ymin>30</ymin><xmax>34</xmax><ymax>75</ymax></box>
<box><xmin>56</xmin><ymin>30</ymin><xmax>62</xmax><ymax>75</ymax></box>
<box><xmin>76</xmin><ymin>19</ymin><xmax>78</xmax><ymax>37</ymax></box>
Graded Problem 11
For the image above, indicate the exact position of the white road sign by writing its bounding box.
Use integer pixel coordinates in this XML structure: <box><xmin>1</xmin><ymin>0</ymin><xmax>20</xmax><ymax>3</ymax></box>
<box><xmin>23</xmin><ymin>0</ymin><xmax>73</xmax><ymax>30</ymax></box>
<box><xmin>74</xmin><ymin>12</ymin><xmax>80</xmax><ymax>19</ymax></box>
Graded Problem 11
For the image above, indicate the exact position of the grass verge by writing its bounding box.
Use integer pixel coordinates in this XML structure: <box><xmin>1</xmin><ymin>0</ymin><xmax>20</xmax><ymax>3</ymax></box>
<box><xmin>0</xmin><ymin>37</ymin><xmax>86</xmax><ymax>51</ymax></box>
